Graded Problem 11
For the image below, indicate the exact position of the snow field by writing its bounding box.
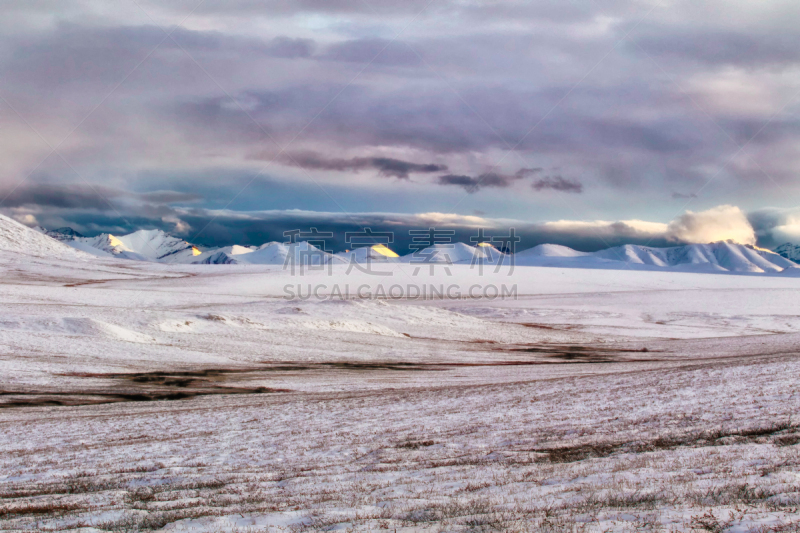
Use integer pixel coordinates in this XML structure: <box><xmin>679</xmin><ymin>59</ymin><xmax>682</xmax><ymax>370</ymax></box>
<box><xmin>1</xmin><ymin>349</ymin><xmax>800</xmax><ymax>531</ymax></box>
<box><xmin>2</xmin><ymin>217</ymin><xmax>800</xmax><ymax>530</ymax></box>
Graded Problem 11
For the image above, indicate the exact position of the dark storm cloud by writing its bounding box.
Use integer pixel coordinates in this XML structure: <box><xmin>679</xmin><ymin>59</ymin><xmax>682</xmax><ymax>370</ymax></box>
<box><xmin>137</xmin><ymin>190</ymin><xmax>203</xmax><ymax>203</ymax></box>
<box><xmin>437</xmin><ymin>168</ymin><xmax>548</xmax><ymax>193</ymax></box>
<box><xmin>532</xmin><ymin>176</ymin><xmax>583</xmax><ymax>193</ymax></box>
<box><xmin>26</xmin><ymin>205</ymin><xmax>678</xmax><ymax>254</ymax></box>
<box><xmin>277</xmin><ymin>152</ymin><xmax>447</xmax><ymax>179</ymax></box>
<box><xmin>0</xmin><ymin>184</ymin><xmax>117</xmax><ymax>210</ymax></box>
<box><xmin>437</xmin><ymin>173</ymin><xmax>511</xmax><ymax>193</ymax></box>
<box><xmin>746</xmin><ymin>207</ymin><xmax>800</xmax><ymax>248</ymax></box>
<box><xmin>0</xmin><ymin>184</ymin><xmax>202</xmax><ymax>209</ymax></box>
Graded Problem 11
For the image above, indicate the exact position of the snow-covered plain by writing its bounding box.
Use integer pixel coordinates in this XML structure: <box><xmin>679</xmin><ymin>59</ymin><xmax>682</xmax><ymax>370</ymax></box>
<box><xmin>2</xmin><ymin>218</ymin><xmax>800</xmax><ymax>531</ymax></box>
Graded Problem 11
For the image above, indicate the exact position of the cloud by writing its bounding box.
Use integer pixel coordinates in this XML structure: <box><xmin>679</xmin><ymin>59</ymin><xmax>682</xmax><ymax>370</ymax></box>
<box><xmin>5</xmin><ymin>200</ymin><xmax>769</xmax><ymax>253</ymax></box>
<box><xmin>437</xmin><ymin>169</ymin><xmax>579</xmax><ymax>194</ymax></box>
<box><xmin>6</xmin><ymin>24</ymin><xmax>317</xmax><ymax>89</ymax></box>
<box><xmin>0</xmin><ymin>184</ymin><xmax>202</xmax><ymax>209</ymax></box>
<box><xmin>436</xmin><ymin>174</ymin><xmax>508</xmax><ymax>193</ymax></box>
<box><xmin>532</xmin><ymin>176</ymin><xmax>583</xmax><ymax>193</ymax></box>
<box><xmin>263</xmin><ymin>36</ymin><xmax>316</xmax><ymax>59</ymax></box>
<box><xmin>140</xmin><ymin>0</ymin><xmax>439</xmax><ymax>17</ymax></box>
<box><xmin>7</xmin><ymin>17</ymin><xmax>788</xmax><ymax>199</ymax></box>
<box><xmin>321</xmin><ymin>38</ymin><xmax>420</xmax><ymax>66</ymax></box>
<box><xmin>666</xmin><ymin>205</ymin><xmax>756</xmax><ymax>245</ymax></box>
<box><xmin>172</xmin><ymin>206</ymin><xmax>752</xmax><ymax>251</ymax></box>
<box><xmin>11</xmin><ymin>212</ymin><xmax>38</xmax><ymax>226</ymax></box>
<box><xmin>162</xmin><ymin>215</ymin><xmax>191</xmax><ymax>234</ymax></box>
<box><xmin>771</xmin><ymin>220</ymin><xmax>800</xmax><ymax>244</ymax></box>
<box><xmin>540</xmin><ymin>219</ymin><xmax>668</xmax><ymax>239</ymax></box>
<box><xmin>2</xmin><ymin>1</ymin><xmax>800</xmax><ymax>230</ymax></box>
<box><xmin>437</xmin><ymin>168</ymin><xmax>547</xmax><ymax>193</ymax></box>
<box><xmin>277</xmin><ymin>151</ymin><xmax>447</xmax><ymax>179</ymax></box>
<box><xmin>672</xmin><ymin>192</ymin><xmax>697</xmax><ymax>199</ymax></box>
<box><xmin>747</xmin><ymin>206</ymin><xmax>800</xmax><ymax>247</ymax></box>
<box><xmin>137</xmin><ymin>190</ymin><xmax>204</xmax><ymax>203</ymax></box>
<box><xmin>633</xmin><ymin>26</ymin><xmax>800</xmax><ymax>68</ymax></box>
<box><xmin>528</xmin><ymin>205</ymin><xmax>759</xmax><ymax>249</ymax></box>
<box><xmin>169</xmin><ymin>207</ymin><xmax>641</xmax><ymax>252</ymax></box>
<box><xmin>0</xmin><ymin>184</ymin><xmax>118</xmax><ymax>210</ymax></box>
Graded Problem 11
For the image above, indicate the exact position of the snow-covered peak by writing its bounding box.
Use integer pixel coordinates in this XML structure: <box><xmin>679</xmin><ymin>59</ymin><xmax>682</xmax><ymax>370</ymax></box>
<box><xmin>774</xmin><ymin>242</ymin><xmax>800</xmax><ymax>263</ymax></box>
<box><xmin>191</xmin><ymin>245</ymin><xmax>256</xmax><ymax>264</ymax></box>
<box><xmin>68</xmin><ymin>229</ymin><xmax>201</xmax><ymax>262</ymax></box>
<box><xmin>33</xmin><ymin>226</ymin><xmax>84</xmax><ymax>242</ymax></box>
<box><xmin>337</xmin><ymin>244</ymin><xmax>400</xmax><ymax>263</ymax></box>
<box><xmin>399</xmin><ymin>242</ymin><xmax>507</xmax><ymax>264</ymax></box>
<box><xmin>114</xmin><ymin>229</ymin><xmax>198</xmax><ymax>261</ymax></box>
<box><xmin>516</xmin><ymin>244</ymin><xmax>589</xmax><ymax>258</ymax></box>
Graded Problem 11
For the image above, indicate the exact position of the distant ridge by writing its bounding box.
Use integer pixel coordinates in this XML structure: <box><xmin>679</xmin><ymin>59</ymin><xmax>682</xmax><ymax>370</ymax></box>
<box><xmin>514</xmin><ymin>242</ymin><xmax>796</xmax><ymax>273</ymax></box>
<box><xmin>774</xmin><ymin>242</ymin><xmax>800</xmax><ymax>263</ymax></box>
<box><xmin>193</xmin><ymin>242</ymin><xmax>345</xmax><ymax>266</ymax></box>
<box><xmin>28</xmin><ymin>223</ymin><xmax>800</xmax><ymax>274</ymax></box>
<box><xmin>33</xmin><ymin>226</ymin><xmax>84</xmax><ymax>241</ymax></box>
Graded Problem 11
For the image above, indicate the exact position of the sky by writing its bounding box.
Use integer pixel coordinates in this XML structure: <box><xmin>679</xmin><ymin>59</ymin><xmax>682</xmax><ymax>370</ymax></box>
<box><xmin>1</xmin><ymin>0</ymin><xmax>800</xmax><ymax>252</ymax></box>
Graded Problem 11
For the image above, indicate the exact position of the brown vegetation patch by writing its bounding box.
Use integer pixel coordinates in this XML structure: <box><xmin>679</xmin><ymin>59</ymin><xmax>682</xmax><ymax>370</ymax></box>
<box><xmin>501</xmin><ymin>343</ymin><xmax>655</xmax><ymax>363</ymax></box>
<box><xmin>534</xmin><ymin>422</ymin><xmax>799</xmax><ymax>463</ymax></box>
<box><xmin>398</xmin><ymin>440</ymin><xmax>435</xmax><ymax>449</ymax></box>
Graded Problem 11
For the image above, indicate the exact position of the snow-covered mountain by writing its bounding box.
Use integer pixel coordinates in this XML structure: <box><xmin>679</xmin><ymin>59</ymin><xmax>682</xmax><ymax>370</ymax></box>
<box><xmin>193</xmin><ymin>242</ymin><xmax>345</xmax><ymax>266</ymax></box>
<box><xmin>337</xmin><ymin>244</ymin><xmax>400</xmax><ymax>263</ymax></box>
<box><xmin>398</xmin><ymin>243</ymin><xmax>507</xmax><ymax>265</ymax></box>
<box><xmin>514</xmin><ymin>242</ymin><xmax>796</xmax><ymax>273</ymax></box>
<box><xmin>191</xmin><ymin>245</ymin><xmax>257</xmax><ymax>264</ymax></box>
<box><xmin>774</xmin><ymin>243</ymin><xmax>800</xmax><ymax>263</ymax></box>
<box><xmin>64</xmin><ymin>229</ymin><xmax>201</xmax><ymax>262</ymax></box>
<box><xmin>1</xmin><ymin>215</ymin><xmax>92</xmax><ymax>260</ymax></box>
<box><xmin>33</xmin><ymin>226</ymin><xmax>84</xmax><ymax>242</ymax></box>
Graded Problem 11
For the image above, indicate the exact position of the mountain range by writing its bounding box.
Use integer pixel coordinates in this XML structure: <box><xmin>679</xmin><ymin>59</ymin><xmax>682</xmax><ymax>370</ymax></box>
<box><xmin>513</xmin><ymin>242</ymin><xmax>796</xmax><ymax>273</ymax></box>
<box><xmin>1</xmin><ymin>216</ymin><xmax>796</xmax><ymax>275</ymax></box>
